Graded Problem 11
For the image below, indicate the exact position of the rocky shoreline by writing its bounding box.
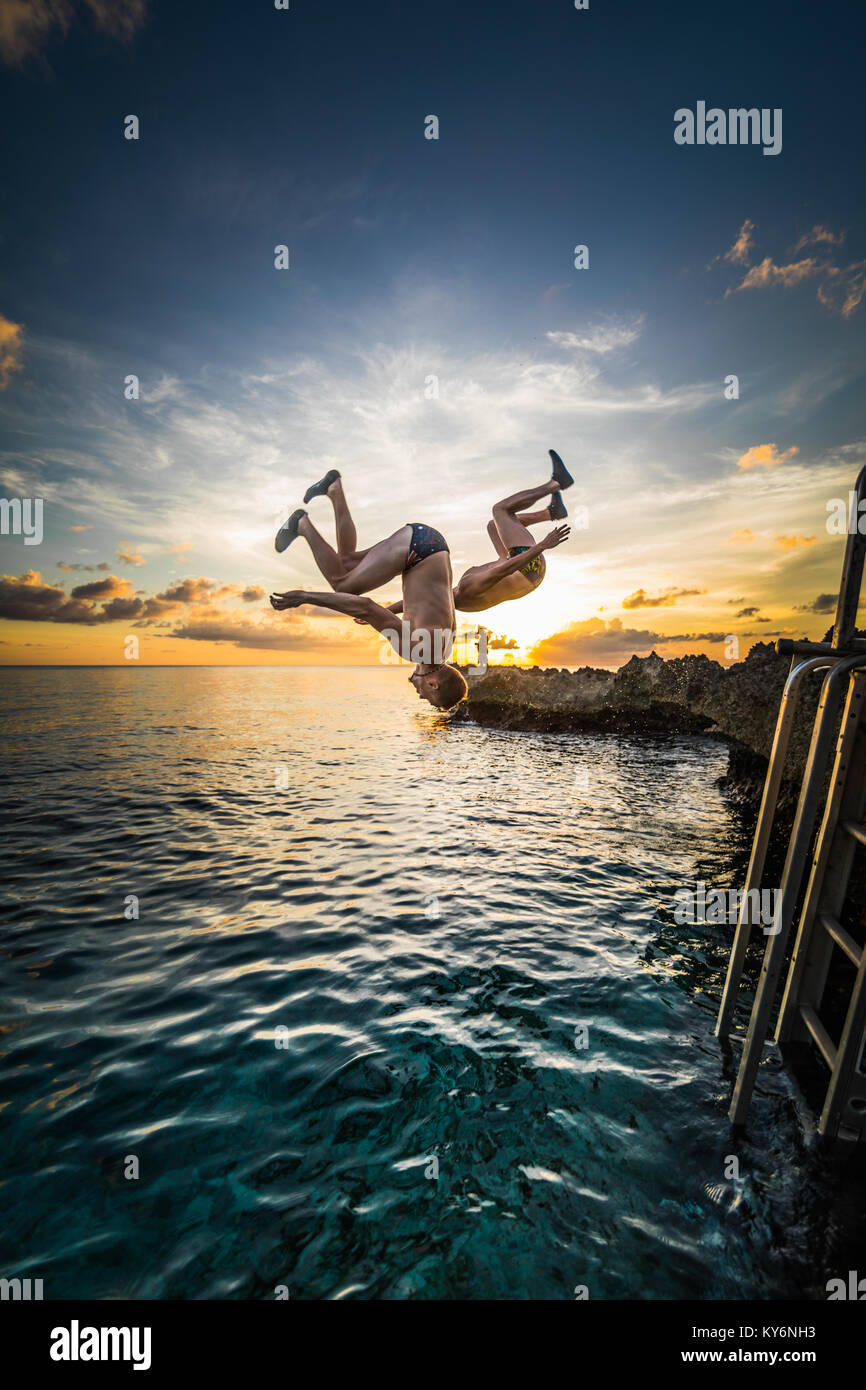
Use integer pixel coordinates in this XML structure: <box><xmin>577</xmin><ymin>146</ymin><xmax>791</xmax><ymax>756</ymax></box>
<box><xmin>455</xmin><ymin>641</ymin><xmax>832</xmax><ymax>814</ymax></box>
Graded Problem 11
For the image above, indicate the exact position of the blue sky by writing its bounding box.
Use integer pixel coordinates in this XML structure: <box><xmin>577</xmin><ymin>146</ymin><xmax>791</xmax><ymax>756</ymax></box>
<box><xmin>1</xmin><ymin>0</ymin><xmax>864</xmax><ymax>664</ymax></box>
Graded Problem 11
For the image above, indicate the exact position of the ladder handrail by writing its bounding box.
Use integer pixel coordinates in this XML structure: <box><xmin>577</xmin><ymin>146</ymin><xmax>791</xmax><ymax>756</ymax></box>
<box><xmin>728</xmin><ymin>653</ymin><xmax>866</xmax><ymax>1126</ymax></box>
<box><xmin>716</xmin><ymin>654</ymin><xmax>835</xmax><ymax>1037</ymax></box>
<box><xmin>832</xmin><ymin>462</ymin><xmax>866</xmax><ymax>650</ymax></box>
<box><xmin>775</xmin><ymin>672</ymin><xmax>866</xmax><ymax>1044</ymax></box>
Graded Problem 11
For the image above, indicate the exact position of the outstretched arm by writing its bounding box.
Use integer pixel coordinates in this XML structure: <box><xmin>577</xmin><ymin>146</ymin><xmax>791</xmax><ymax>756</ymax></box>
<box><xmin>460</xmin><ymin>525</ymin><xmax>570</xmax><ymax>596</ymax></box>
<box><xmin>270</xmin><ymin>590</ymin><xmax>400</xmax><ymax>634</ymax></box>
<box><xmin>353</xmin><ymin>598</ymin><xmax>403</xmax><ymax>626</ymax></box>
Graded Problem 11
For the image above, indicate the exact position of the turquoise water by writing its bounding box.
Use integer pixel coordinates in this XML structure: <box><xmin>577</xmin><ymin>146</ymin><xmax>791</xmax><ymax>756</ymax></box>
<box><xmin>0</xmin><ymin>667</ymin><xmax>856</xmax><ymax>1299</ymax></box>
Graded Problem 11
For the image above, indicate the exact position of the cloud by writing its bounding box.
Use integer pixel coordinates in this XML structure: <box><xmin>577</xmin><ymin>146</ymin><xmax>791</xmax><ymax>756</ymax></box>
<box><xmin>133</xmin><ymin>597</ymin><xmax>184</xmax><ymax>624</ymax></box>
<box><xmin>69</xmin><ymin>574</ymin><xmax>133</xmax><ymax>600</ymax></box>
<box><xmin>170</xmin><ymin>611</ymin><xmax>348</xmax><ymax>651</ymax></box>
<box><xmin>773</xmin><ymin>533</ymin><xmax>817</xmax><ymax>551</ymax></box>
<box><xmin>528</xmin><ymin>616</ymin><xmax>731</xmax><ymax>666</ymax></box>
<box><xmin>736</xmin><ymin>606</ymin><xmax>760</xmax><ymax>618</ymax></box>
<box><xmin>792</xmin><ymin>225</ymin><xmax>845</xmax><ymax>253</ymax></box>
<box><xmin>546</xmin><ymin>316</ymin><xmax>644</xmax><ymax>355</ymax></box>
<box><xmin>116</xmin><ymin>546</ymin><xmax>145</xmax><ymax>566</ymax></box>
<box><xmin>735</xmin><ymin>443</ymin><xmax>799</xmax><ymax>472</ymax></box>
<box><xmin>0</xmin><ymin>315</ymin><xmax>724</xmax><ymax>566</ymax></box>
<box><xmin>57</xmin><ymin>560</ymin><xmax>111</xmax><ymax>572</ymax></box>
<box><xmin>732</xmin><ymin>256</ymin><xmax>820</xmax><ymax>294</ymax></box>
<box><xmin>0</xmin><ymin>314</ymin><xmax>24</xmax><ymax>390</ymax></box>
<box><xmin>528</xmin><ymin>617</ymin><xmax>665</xmax><ymax>665</ymax></box>
<box><xmin>727</xmin><ymin>529</ymin><xmax>755</xmax><ymax>543</ymax></box>
<box><xmin>0</xmin><ymin>0</ymin><xmax>148</xmax><ymax>67</ymax></box>
<box><xmin>722</xmin><ymin>218</ymin><xmax>756</xmax><ymax>267</ymax></box>
<box><xmin>157</xmin><ymin>576</ymin><xmax>216</xmax><ymax>604</ymax></box>
<box><xmin>67</xmin><ymin>524</ymin><xmax>92</xmax><ymax>532</ymax></box>
<box><xmin>0</xmin><ymin>566</ymin><xmax>275</xmax><ymax>634</ymax></box>
<box><xmin>817</xmin><ymin>261</ymin><xmax>866</xmax><ymax>319</ymax></box>
<box><xmin>622</xmin><ymin>586</ymin><xmax>704</xmax><ymax>609</ymax></box>
<box><xmin>718</xmin><ymin>222</ymin><xmax>864</xmax><ymax>317</ymax></box>
<box><xmin>488</xmin><ymin>634</ymin><xmax>518</xmax><ymax>650</ymax></box>
<box><xmin>83</xmin><ymin>0</ymin><xmax>148</xmax><ymax>41</ymax></box>
<box><xmin>100</xmin><ymin>596</ymin><xmax>145</xmax><ymax>621</ymax></box>
<box><xmin>0</xmin><ymin>568</ymin><xmax>137</xmax><ymax>624</ymax></box>
<box><xmin>796</xmin><ymin>593</ymin><xmax>836</xmax><ymax>614</ymax></box>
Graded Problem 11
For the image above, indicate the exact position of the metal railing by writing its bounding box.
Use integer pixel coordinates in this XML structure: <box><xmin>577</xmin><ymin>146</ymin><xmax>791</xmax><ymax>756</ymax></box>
<box><xmin>716</xmin><ymin>464</ymin><xmax>866</xmax><ymax>1130</ymax></box>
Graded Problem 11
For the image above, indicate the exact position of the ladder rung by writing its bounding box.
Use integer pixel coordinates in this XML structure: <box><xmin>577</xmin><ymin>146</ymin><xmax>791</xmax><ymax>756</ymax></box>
<box><xmin>842</xmin><ymin>820</ymin><xmax>866</xmax><ymax>848</ymax></box>
<box><xmin>799</xmin><ymin>1005</ymin><xmax>837</xmax><ymax>1068</ymax></box>
<box><xmin>818</xmin><ymin>912</ymin><xmax>864</xmax><ymax>967</ymax></box>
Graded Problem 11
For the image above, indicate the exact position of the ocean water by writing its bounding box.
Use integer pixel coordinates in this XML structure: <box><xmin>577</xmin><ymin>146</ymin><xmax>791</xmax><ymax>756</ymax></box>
<box><xmin>0</xmin><ymin>666</ymin><xmax>858</xmax><ymax>1300</ymax></box>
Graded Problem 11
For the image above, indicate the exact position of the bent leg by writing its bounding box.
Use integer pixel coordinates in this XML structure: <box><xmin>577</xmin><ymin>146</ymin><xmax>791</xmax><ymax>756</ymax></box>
<box><xmin>492</xmin><ymin>480</ymin><xmax>560</xmax><ymax>547</ymax></box>
<box><xmin>332</xmin><ymin>525</ymin><xmax>412</xmax><ymax>594</ymax></box>
<box><xmin>487</xmin><ymin>518</ymin><xmax>508</xmax><ymax>558</ymax></box>
<box><xmin>328</xmin><ymin>477</ymin><xmax>358</xmax><ymax>556</ymax></box>
<box><xmin>298</xmin><ymin>515</ymin><xmax>350</xmax><ymax>588</ymax></box>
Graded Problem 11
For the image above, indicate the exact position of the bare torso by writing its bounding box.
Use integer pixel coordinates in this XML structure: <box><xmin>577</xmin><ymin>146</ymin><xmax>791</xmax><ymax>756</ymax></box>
<box><xmin>399</xmin><ymin>547</ymin><xmax>456</xmax><ymax>658</ymax></box>
<box><xmin>454</xmin><ymin>560</ymin><xmax>541</xmax><ymax>612</ymax></box>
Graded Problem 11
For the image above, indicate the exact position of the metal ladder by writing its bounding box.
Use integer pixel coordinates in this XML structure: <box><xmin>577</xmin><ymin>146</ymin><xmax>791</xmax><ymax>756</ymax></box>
<box><xmin>716</xmin><ymin>464</ymin><xmax>866</xmax><ymax>1138</ymax></box>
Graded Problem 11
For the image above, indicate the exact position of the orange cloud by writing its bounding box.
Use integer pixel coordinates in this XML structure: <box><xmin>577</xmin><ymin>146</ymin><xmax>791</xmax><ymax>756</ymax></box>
<box><xmin>727</xmin><ymin>528</ymin><xmax>756</xmax><ymax>543</ymax></box>
<box><xmin>0</xmin><ymin>0</ymin><xmax>148</xmax><ymax>67</ymax></box>
<box><xmin>793</xmin><ymin>225</ymin><xmax>845</xmax><ymax>253</ymax></box>
<box><xmin>528</xmin><ymin>616</ymin><xmax>729</xmax><ymax>667</ymax></box>
<box><xmin>0</xmin><ymin>569</ymin><xmax>276</xmax><ymax>641</ymax></box>
<box><xmin>70</xmin><ymin>574</ymin><xmax>133</xmax><ymax>600</ymax></box>
<box><xmin>116</xmin><ymin>547</ymin><xmax>145</xmax><ymax>566</ymax></box>
<box><xmin>0</xmin><ymin>314</ymin><xmax>24</xmax><ymax>389</ymax></box>
<box><xmin>68</xmin><ymin>524</ymin><xmax>92</xmax><ymax>532</ymax></box>
<box><xmin>157</xmin><ymin>576</ymin><xmax>216</xmax><ymax>604</ymax></box>
<box><xmin>817</xmin><ymin>261</ymin><xmax>866</xmax><ymax>319</ymax></box>
<box><xmin>720</xmin><ymin>224</ymin><xmax>863</xmax><ymax>317</ymax></box>
<box><xmin>773</xmin><ymin>534</ymin><xmax>817</xmax><ymax>551</ymax></box>
<box><xmin>0</xmin><ymin>569</ymin><xmax>137</xmax><ymax>624</ymax></box>
<box><xmin>214</xmin><ymin>583</ymin><xmax>266</xmax><ymax>602</ymax></box>
<box><xmin>171</xmin><ymin>608</ymin><xmax>369</xmax><ymax>653</ymax></box>
<box><xmin>724</xmin><ymin>218</ymin><xmax>756</xmax><ymax>266</ymax></box>
<box><xmin>622</xmin><ymin>586</ymin><xmax>704</xmax><ymax>610</ymax></box>
<box><xmin>735</xmin><ymin>443</ymin><xmax>799</xmax><ymax>471</ymax></box>
<box><xmin>733</xmin><ymin>256</ymin><xmax>819</xmax><ymax>293</ymax></box>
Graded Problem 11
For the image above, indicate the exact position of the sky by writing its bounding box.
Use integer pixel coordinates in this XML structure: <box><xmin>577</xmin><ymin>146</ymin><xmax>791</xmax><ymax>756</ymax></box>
<box><xmin>0</xmin><ymin>0</ymin><xmax>864</xmax><ymax>667</ymax></box>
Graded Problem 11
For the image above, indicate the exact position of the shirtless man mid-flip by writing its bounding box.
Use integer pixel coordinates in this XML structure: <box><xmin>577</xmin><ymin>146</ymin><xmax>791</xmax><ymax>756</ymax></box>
<box><xmin>379</xmin><ymin>450</ymin><xmax>574</xmax><ymax>623</ymax></box>
<box><xmin>452</xmin><ymin>450</ymin><xmax>573</xmax><ymax>613</ymax></box>
<box><xmin>271</xmin><ymin>471</ymin><xmax>468</xmax><ymax>710</ymax></box>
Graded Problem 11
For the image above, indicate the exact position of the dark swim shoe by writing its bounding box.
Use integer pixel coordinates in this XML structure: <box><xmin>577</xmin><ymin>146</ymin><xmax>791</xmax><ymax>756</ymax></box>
<box><xmin>549</xmin><ymin>449</ymin><xmax>574</xmax><ymax>490</ymax></box>
<box><xmin>303</xmin><ymin>469</ymin><xmax>341</xmax><ymax>504</ymax></box>
<box><xmin>274</xmin><ymin>508</ymin><xmax>307</xmax><ymax>553</ymax></box>
<box><xmin>549</xmin><ymin>491</ymin><xmax>568</xmax><ymax>520</ymax></box>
